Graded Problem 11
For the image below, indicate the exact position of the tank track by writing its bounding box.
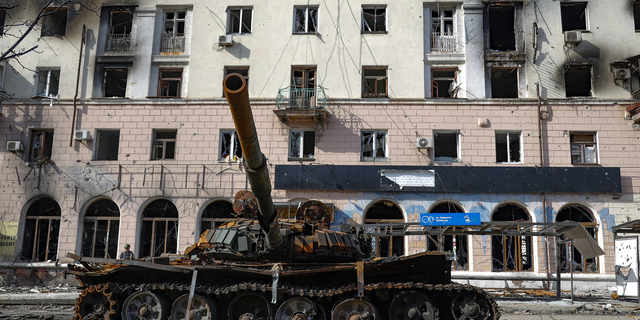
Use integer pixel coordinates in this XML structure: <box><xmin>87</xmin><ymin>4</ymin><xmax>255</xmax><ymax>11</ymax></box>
<box><xmin>74</xmin><ymin>281</ymin><xmax>500</xmax><ymax>320</ymax></box>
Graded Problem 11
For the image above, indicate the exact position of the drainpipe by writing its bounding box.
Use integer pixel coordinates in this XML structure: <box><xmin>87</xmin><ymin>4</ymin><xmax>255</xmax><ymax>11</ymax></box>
<box><xmin>537</xmin><ymin>82</ymin><xmax>551</xmax><ymax>289</ymax></box>
<box><xmin>70</xmin><ymin>25</ymin><xmax>86</xmax><ymax>147</ymax></box>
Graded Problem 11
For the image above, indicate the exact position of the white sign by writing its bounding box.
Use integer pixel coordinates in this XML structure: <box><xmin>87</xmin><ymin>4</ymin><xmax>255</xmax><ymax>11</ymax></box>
<box><xmin>381</xmin><ymin>170</ymin><xmax>435</xmax><ymax>188</ymax></box>
<box><xmin>615</xmin><ymin>237</ymin><xmax>639</xmax><ymax>298</ymax></box>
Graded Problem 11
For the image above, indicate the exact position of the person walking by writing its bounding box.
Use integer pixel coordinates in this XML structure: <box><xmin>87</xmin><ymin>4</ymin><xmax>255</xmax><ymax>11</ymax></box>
<box><xmin>119</xmin><ymin>244</ymin><xmax>135</xmax><ymax>260</ymax></box>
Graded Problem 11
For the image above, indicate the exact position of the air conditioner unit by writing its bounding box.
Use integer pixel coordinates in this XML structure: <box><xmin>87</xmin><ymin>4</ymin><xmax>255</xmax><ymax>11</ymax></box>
<box><xmin>613</xmin><ymin>68</ymin><xmax>631</xmax><ymax>81</ymax></box>
<box><xmin>7</xmin><ymin>141</ymin><xmax>23</xmax><ymax>152</ymax></box>
<box><xmin>75</xmin><ymin>130</ymin><xmax>92</xmax><ymax>140</ymax></box>
<box><xmin>416</xmin><ymin>137</ymin><xmax>432</xmax><ymax>149</ymax></box>
<box><xmin>564</xmin><ymin>31</ymin><xmax>582</xmax><ymax>44</ymax></box>
<box><xmin>218</xmin><ymin>35</ymin><xmax>233</xmax><ymax>46</ymax></box>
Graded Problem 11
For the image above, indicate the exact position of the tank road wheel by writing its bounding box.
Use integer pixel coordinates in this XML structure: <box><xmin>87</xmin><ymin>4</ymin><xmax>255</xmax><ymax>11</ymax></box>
<box><xmin>121</xmin><ymin>291</ymin><xmax>170</xmax><ymax>320</ymax></box>
<box><xmin>332</xmin><ymin>299</ymin><xmax>377</xmax><ymax>320</ymax></box>
<box><xmin>228</xmin><ymin>292</ymin><xmax>272</xmax><ymax>320</ymax></box>
<box><xmin>388</xmin><ymin>291</ymin><xmax>437</xmax><ymax>320</ymax></box>
<box><xmin>171</xmin><ymin>294</ymin><xmax>217</xmax><ymax>320</ymax></box>
<box><xmin>450</xmin><ymin>292</ymin><xmax>492</xmax><ymax>320</ymax></box>
<box><xmin>275</xmin><ymin>297</ymin><xmax>325</xmax><ymax>320</ymax></box>
<box><xmin>73</xmin><ymin>285</ymin><xmax>118</xmax><ymax>320</ymax></box>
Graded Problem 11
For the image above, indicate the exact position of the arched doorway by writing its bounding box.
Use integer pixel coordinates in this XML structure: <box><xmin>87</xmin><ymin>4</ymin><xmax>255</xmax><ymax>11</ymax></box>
<box><xmin>140</xmin><ymin>199</ymin><xmax>178</xmax><ymax>258</ymax></box>
<box><xmin>556</xmin><ymin>204</ymin><xmax>598</xmax><ymax>273</ymax></box>
<box><xmin>21</xmin><ymin>197</ymin><xmax>61</xmax><ymax>262</ymax></box>
<box><xmin>200</xmin><ymin>200</ymin><xmax>234</xmax><ymax>235</ymax></box>
<box><xmin>81</xmin><ymin>199</ymin><xmax>120</xmax><ymax>258</ymax></box>
<box><xmin>364</xmin><ymin>200</ymin><xmax>404</xmax><ymax>257</ymax></box>
<box><xmin>491</xmin><ymin>203</ymin><xmax>532</xmax><ymax>272</ymax></box>
<box><xmin>427</xmin><ymin>202</ymin><xmax>468</xmax><ymax>270</ymax></box>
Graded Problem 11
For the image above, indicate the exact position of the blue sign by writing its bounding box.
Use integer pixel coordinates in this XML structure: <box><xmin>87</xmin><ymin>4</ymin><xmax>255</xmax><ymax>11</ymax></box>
<box><xmin>420</xmin><ymin>213</ymin><xmax>481</xmax><ymax>226</ymax></box>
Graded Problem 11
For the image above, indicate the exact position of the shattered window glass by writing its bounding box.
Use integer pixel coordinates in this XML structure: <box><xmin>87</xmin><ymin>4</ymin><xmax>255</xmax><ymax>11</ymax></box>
<box><xmin>220</xmin><ymin>130</ymin><xmax>242</xmax><ymax>161</ymax></box>
<box><xmin>557</xmin><ymin>205</ymin><xmax>598</xmax><ymax>273</ymax></box>
<box><xmin>289</xmin><ymin>131</ymin><xmax>315</xmax><ymax>159</ymax></box>
<box><xmin>427</xmin><ymin>203</ymin><xmax>468</xmax><ymax>270</ymax></box>
<box><xmin>141</xmin><ymin>200</ymin><xmax>179</xmax><ymax>258</ymax></box>
<box><xmin>491</xmin><ymin>204</ymin><xmax>532</xmax><ymax>272</ymax></box>
<box><xmin>361</xmin><ymin>131</ymin><xmax>387</xmax><ymax>160</ymax></box>
<box><xmin>570</xmin><ymin>132</ymin><xmax>597</xmax><ymax>164</ymax></box>
<box><xmin>228</xmin><ymin>8</ymin><xmax>252</xmax><ymax>34</ymax></box>
<box><xmin>362</xmin><ymin>7</ymin><xmax>386</xmax><ymax>32</ymax></box>
<box><xmin>103</xmin><ymin>68</ymin><xmax>128</xmax><ymax>98</ymax></box>
<box><xmin>294</xmin><ymin>7</ymin><xmax>318</xmax><ymax>33</ymax></box>
<box><xmin>21</xmin><ymin>198</ymin><xmax>61</xmax><ymax>262</ymax></box>
<box><xmin>82</xmin><ymin>199</ymin><xmax>120</xmax><ymax>258</ymax></box>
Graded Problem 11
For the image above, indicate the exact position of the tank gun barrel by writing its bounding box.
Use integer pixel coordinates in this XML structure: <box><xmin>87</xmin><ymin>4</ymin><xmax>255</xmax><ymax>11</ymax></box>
<box><xmin>223</xmin><ymin>74</ymin><xmax>283</xmax><ymax>248</ymax></box>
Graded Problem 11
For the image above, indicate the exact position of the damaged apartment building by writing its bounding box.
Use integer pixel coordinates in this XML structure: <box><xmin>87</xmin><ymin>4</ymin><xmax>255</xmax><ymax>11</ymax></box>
<box><xmin>0</xmin><ymin>0</ymin><xmax>639</xmax><ymax>292</ymax></box>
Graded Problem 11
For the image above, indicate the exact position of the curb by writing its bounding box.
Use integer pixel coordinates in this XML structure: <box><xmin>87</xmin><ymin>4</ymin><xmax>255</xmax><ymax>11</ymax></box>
<box><xmin>0</xmin><ymin>292</ymin><xmax>79</xmax><ymax>305</ymax></box>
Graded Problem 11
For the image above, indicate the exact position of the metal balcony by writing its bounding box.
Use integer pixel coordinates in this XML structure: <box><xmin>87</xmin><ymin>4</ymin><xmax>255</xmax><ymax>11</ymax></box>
<box><xmin>105</xmin><ymin>33</ymin><xmax>132</xmax><ymax>54</ymax></box>
<box><xmin>161</xmin><ymin>33</ymin><xmax>185</xmax><ymax>53</ymax></box>
<box><xmin>430</xmin><ymin>33</ymin><xmax>457</xmax><ymax>52</ymax></box>
<box><xmin>276</xmin><ymin>86</ymin><xmax>327</xmax><ymax>110</ymax></box>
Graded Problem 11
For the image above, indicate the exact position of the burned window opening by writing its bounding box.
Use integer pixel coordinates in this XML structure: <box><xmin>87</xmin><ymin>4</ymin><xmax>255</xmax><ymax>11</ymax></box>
<box><xmin>82</xmin><ymin>199</ymin><xmax>120</xmax><ymax>259</ymax></box>
<box><xmin>0</xmin><ymin>9</ymin><xmax>6</xmax><ymax>35</ymax></box>
<box><xmin>219</xmin><ymin>130</ymin><xmax>242</xmax><ymax>161</ymax></box>
<box><xmin>294</xmin><ymin>7</ymin><xmax>318</xmax><ymax>34</ymax></box>
<box><xmin>365</xmin><ymin>201</ymin><xmax>404</xmax><ymax>258</ymax></box>
<box><xmin>106</xmin><ymin>9</ymin><xmax>134</xmax><ymax>53</ymax></box>
<box><xmin>41</xmin><ymin>7</ymin><xmax>67</xmax><ymax>37</ymax></box>
<box><xmin>496</xmin><ymin>131</ymin><xmax>521</xmax><ymax>163</ymax></box>
<box><xmin>635</xmin><ymin>2</ymin><xmax>640</xmax><ymax>32</ymax></box>
<box><xmin>228</xmin><ymin>7</ymin><xmax>252</xmax><ymax>34</ymax></box>
<box><xmin>570</xmin><ymin>132</ymin><xmax>597</xmax><ymax>164</ymax></box>
<box><xmin>557</xmin><ymin>205</ymin><xmax>598</xmax><ymax>273</ymax></box>
<box><xmin>561</xmin><ymin>2</ymin><xmax>588</xmax><ymax>32</ymax></box>
<box><xmin>158</xmin><ymin>69</ymin><xmax>182</xmax><ymax>97</ymax></box>
<box><xmin>29</xmin><ymin>129</ymin><xmax>54</xmax><ymax>162</ymax></box>
<box><xmin>103</xmin><ymin>68</ymin><xmax>127</xmax><ymax>98</ymax></box>
<box><xmin>431</xmin><ymin>69</ymin><xmax>458</xmax><ymax>98</ymax></box>
<box><xmin>426</xmin><ymin>202</ymin><xmax>468</xmax><ymax>271</ymax></box>
<box><xmin>20</xmin><ymin>198</ymin><xmax>61</xmax><ymax>262</ymax></box>
<box><xmin>140</xmin><ymin>199</ymin><xmax>179</xmax><ymax>258</ymax></box>
<box><xmin>151</xmin><ymin>129</ymin><xmax>177</xmax><ymax>160</ymax></box>
<box><xmin>362</xmin><ymin>7</ymin><xmax>386</xmax><ymax>33</ymax></box>
<box><xmin>488</xmin><ymin>5</ymin><xmax>516</xmax><ymax>51</ymax></box>
<box><xmin>94</xmin><ymin>129</ymin><xmax>120</xmax><ymax>161</ymax></box>
<box><xmin>492</xmin><ymin>203</ymin><xmax>532</xmax><ymax>272</ymax></box>
<box><xmin>490</xmin><ymin>67</ymin><xmax>518</xmax><ymax>98</ymax></box>
<box><xmin>201</xmin><ymin>201</ymin><xmax>235</xmax><ymax>235</ymax></box>
<box><xmin>434</xmin><ymin>131</ymin><xmax>459</xmax><ymax>162</ymax></box>
<box><xmin>289</xmin><ymin>130</ymin><xmax>316</xmax><ymax>160</ymax></box>
<box><xmin>361</xmin><ymin>130</ymin><xmax>387</xmax><ymax>160</ymax></box>
<box><xmin>565</xmin><ymin>64</ymin><xmax>592</xmax><ymax>97</ymax></box>
<box><xmin>362</xmin><ymin>67</ymin><xmax>388</xmax><ymax>98</ymax></box>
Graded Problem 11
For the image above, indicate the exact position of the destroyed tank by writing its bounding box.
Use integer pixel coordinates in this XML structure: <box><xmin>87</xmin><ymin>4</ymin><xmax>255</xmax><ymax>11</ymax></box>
<box><xmin>66</xmin><ymin>74</ymin><xmax>499</xmax><ymax>320</ymax></box>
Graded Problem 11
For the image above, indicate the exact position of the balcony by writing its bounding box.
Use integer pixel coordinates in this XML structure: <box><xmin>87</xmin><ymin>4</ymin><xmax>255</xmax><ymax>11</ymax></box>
<box><xmin>105</xmin><ymin>33</ymin><xmax>132</xmax><ymax>54</ymax></box>
<box><xmin>161</xmin><ymin>33</ymin><xmax>185</xmax><ymax>53</ymax></box>
<box><xmin>274</xmin><ymin>86</ymin><xmax>328</xmax><ymax>136</ymax></box>
<box><xmin>430</xmin><ymin>33</ymin><xmax>457</xmax><ymax>52</ymax></box>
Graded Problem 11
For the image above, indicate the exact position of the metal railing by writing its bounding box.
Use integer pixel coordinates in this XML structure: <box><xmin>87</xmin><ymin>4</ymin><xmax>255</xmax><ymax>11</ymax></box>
<box><xmin>161</xmin><ymin>33</ymin><xmax>185</xmax><ymax>52</ymax></box>
<box><xmin>430</xmin><ymin>33</ymin><xmax>457</xmax><ymax>52</ymax></box>
<box><xmin>276</xmin><ymin>86</ymin><xmax>327</xmax><ymax>109</ymax></box>
<box><xmin>105</xmin><ymin>33</ymin><xmax>131</xmax><ymax>53</ymax></box>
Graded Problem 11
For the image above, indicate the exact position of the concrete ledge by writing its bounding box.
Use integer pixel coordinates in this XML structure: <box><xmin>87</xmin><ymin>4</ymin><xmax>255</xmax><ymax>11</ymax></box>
<box><xmin>0</xmin><ymin>292</ymin><xmax>79</xmax><ymax>305</ymax></box>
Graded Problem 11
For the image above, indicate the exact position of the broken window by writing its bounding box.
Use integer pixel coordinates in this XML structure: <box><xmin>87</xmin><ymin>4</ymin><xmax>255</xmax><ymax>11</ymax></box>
<box><xmin>201</xmin><ymin>200</ymin><xmax>235</xmax><ymax>235</ymax></box>
<box><xmin>34</xmin><ymin>68</ymin><xmax>60</xmax><ymax>98</ymax></box>
<box><xmin>29</xmin><ymin>129</ymin><xmax>54</xmax><ymax>162</ymax></box>
<box><xmin>556</xmin><ymin>204</ymin><xmax>598</xmax><ymax>273</ymax></box>
<box><xmin>228</xmin><ymin>7</ymin><xmax>252</xmax><ymax>34</ymax></box>
<box><xmin>635</xmin><ymin>1</ymin><xmax>640</xmax><ymax>32</ymax></box>
<box><xmin>362</xmin><ymin>67</ymin><xmax>388</xmax><ymax>98</ymax></box>
<box><xmin>276</xmin><ymin>199</ymin><xmax>310</xmax><ymax>220</ymax></box>
<box><xmin>20</xmin><ymin>197</ymin><xmax>60</xmax><ymax>262</ymax></box>
<box><xmin>491</xmin><ymin>203</ymin><xmax>532</xmax><ymax>272</ymax></box>
<box><xmin>570</xmin><ymin>132</ymin><xmax>597</xmax><ymax>164</ymax></box>
<box><xmin>94</xmin><ymin>129</ymin><xmax>120</xmax><ymax>161</ymax></box>
<box><xmin>289</xmin><ymin>130</ymin><xmax>315</xmax><ymax>160</ymax></box>
<box><xmin>81</xmin><ymin>199</ymin><xmax>120</xmax><ymax>259</ymax></box>
<box><xmin>488</xmin><ymin>5</ymin><xmax>516</xmax><ymax>51</ymax></box>
<box><xmin>361</xmin><ymin>130</ymin><xmax>387</xmax><ymax>160</ymax></box>
<box><xmin>224</xmin><ymin>66</ymin><xmax>249</xmax><ymax>96</ymax></box>
<box><xmin>219</xmin><ymin>130</ymin><xmax>242</xmax><ymax>161</ymax></box>
<box><xmin>362</xmin><ymin>6</ymin><xmax>386</xmax><ymax>33</ymax></box>
<box><xmin>426</xmin><ymin>202</ymin><xmax>468</xmax><ymax>271</ymax></box>
<box><xmin>431</xmin><ymin>68</ymin><xmax>458</xmax><ymax>98</ymax></box>
<box><xmin>496</xmin><ymin>131</ymin><xmax>521</xmax><ymax>163</ymax></box>
<box><xmin>561</xmin><ymin>2</ymin><xmax>588</xmax><ymax>32</ymax></box>
<box><xmin>103</xmin><ymin>68</ymin><xmax>127</xmax><ymax>97</ymax></box>
<box><xmin>106</xmin><ymin>8</ymin><xmax>133</xmax><ymax>53</ymax></box>
<box><xmin>431</xmin><ymin>8</ymin><xmax>456</xmax><ymax>52</ymax></box>
<box><xmin>41</xmin><ymin>7</ymin><xmax>67</xmax><ymax>37</ymax></box>
<box><xmin>364</xmin><ymin>201</ymin><xmax>404</xmax><ymax>258</ymax></box>
<box><xmin>490</xmin><ymin>67</ymin><xmax>518</xmax><ymax>98</ymax></box>
<box><xmin>161</xmin><ymin>10</ymin><xmax>186</xmax><ymax>52</ymax></box>
<box><xmin>433</xmin><ymin>131</ymin><xmax>459</xmax><ymax>162</ymax></box>
<box><xmin>291</xmin><ymin>66</ymin><xmax>317</xmax><ymax>107</ymax></box>
<box><xmin>151</xmin><ymin>129</ymin><xmax>177</xmax><ymax>160</ymax></box>
<box><xmin>140</xmin><ymin>199</ymin><xmax>179</xmax><ymax>258</ymax></box>
<box><xmin>0</xmin><ymin>9</ymin><xmax>6</xmax><ymax>35</ymax></box>
<box><xmin>158</xmin><ymin>69</ymin><xmax>182</xmax><ymax>97</ymax></box>
<box><xmin>294</xmin><ymin>6</ymin><xmax>318</xmax><ymax>34</ymax></box>
<box><xmin>564</xmin><ymin>64</ymin><xmax>592</xmax><ymax>97</ymax></box>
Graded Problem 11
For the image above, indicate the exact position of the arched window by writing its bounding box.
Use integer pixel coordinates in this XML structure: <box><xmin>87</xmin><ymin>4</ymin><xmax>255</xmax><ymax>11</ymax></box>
<box><xmin>82</xmin><ymin>199</ymin><xmax>120</xmax><ymax>258</ymax></box>
<box><xmin>364</xmin><ymin>201</ymin><xmax>404</xmax><ymax>257</ymax></box>
<box><xmin>556</xmin><ymin>204</ymin><xmax>598</xmax><ymax>273</ymax></box>
<box><xmin>200</xmin><ymin>200</ymin><xmax>234</xmax><ymax>235</ymax></box>
<box><xmin>140</xmin><ymin>199</ymin><xmax>178</xmax><ymax>258</ymax></box>
<box><xmin>491</xmin><ymin>203</ymin><xmax>532</xmax><ymax>272</ymax></box>
<box><xmin>21</xmin><ymin>198</ymin><xmax>61</xmax><ymax>262</ymax></box>
<box><xmin>427</xmin><ymin>202</ymin><xmax>468</xmax><ymax>270</ymax></box>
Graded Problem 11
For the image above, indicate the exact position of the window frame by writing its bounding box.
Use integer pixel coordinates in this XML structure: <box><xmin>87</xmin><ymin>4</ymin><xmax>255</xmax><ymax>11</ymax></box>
<box><xmin>430</xmin><ymin>7</ymin><xmax>456</xmax><ymax>52</ymax></box>
<box><xmin>102</xmin><ymin>67</ymin><xmax>128</xmax><ymax>98</ymax></box>
<box><xmin>560</xmin><ymin>2</ymin><xmax>589</xmax><ymax>32</ymax></box>
<box><xmin>93</xmin><ymin>129</ymin><xmax>120</xmax><ymax>161</ymax></box>
<box><xmin>200</xmin><ymin>200</ymin><xmax>235</xmax><ymax>235</ymax></box>
<box><xmin>0</xmin><ymin>9</ymin><xmax>6</xmax><ymax>36</ymax></box>
<box><xmin>570</xmin><ymin>132</ymin><xmax>598</xmax><ymax>164</ymax></box>
<box><xmin>288</xmin><ymin>130</ymin><xmax>316</xmax><ymax>161</ymax></box>
<box><xmin>293</xmin><ymin>6</ymin><xmax>319</xmax><ymax>34</ymax></box>
<box><xmin>433</xmin><ymin>130</ymin><xmax>460</xmax><ymax>162</ymax></box>
<box><xmin>223</xmin><ymin>66</ymin><xmax>249</xmax><ymax>96</ymax></box>
<box><xmin>34</xmin><ymin>68</ymin><xmax>60</xmax><ymax>98</ymax></box>
<box><xmin>151</xmin><ymin>129</ymin><xmax>177</xmax><ymax>160</ymax></box>
<box><xmin>495</xmin><ymin>131</ymin><xmax>522</xmax><ymax>164</ymax></box>
<box><xmin>564</xmin><ymin>64</ymin><xmax>593</xmax><ymax>98</ymax></box>
<box><xmin>227</xmin><ymin>7</ymin><xmax>252</xmax><ymax>34</ymax></box>
<box><xmin>361</xmin><ymin>5</ymin><xmax>387</xmax><ymax>33</ymax></box>
<box><xmin>41</xmin><ymin>7</ymin><xmax>68</xmax><ymax>37</ymax></box>
<box><xmin>161</xmin><ymin>10</ymin><xmax>186</xmax><ymax>53</ymax></box>
<box><xmin>362</xmin><ymin>66</ymin><xmax>388</xmax><ymax>98</ymax></box>
<box><xmin>360</xmin><ymin>130</ymin><xmax>388</xmax><ymax>161</ymax></box>
<box><xmin>556</xmin><ymin>204</ymin><xmax>599</xmax><ymax>273</ymax></box>
<box><xmin>219</xmin><ymin>129</ymin><xmax>243</xmax><ymax>161</ymax></box>
<box><xmin>431</xmin><ymin>68</ymin><xmax>458</xmax><ymax>98</ymax></box>
<box><xmin>29</xmin><ymin>129</ymin><xmax>54</xmax><ymax>162</ymax></box>
<box><xmin>157</xmin><ymin>68</ymin><xmax>183</xmax><ymax>98</ymax></box>
<box><xmin>635</xmin><ymin>1</ymin><xmax>640</xmax><ymax>33</ymax></box>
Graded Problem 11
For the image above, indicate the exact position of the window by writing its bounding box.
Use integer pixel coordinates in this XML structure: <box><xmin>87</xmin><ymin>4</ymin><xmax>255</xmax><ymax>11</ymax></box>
<box><xmin>426</xmin><ymin>202</ymin><xmax>468</xmax><ymax>271</ymax></box>
<box><xmin>490</xmin><ymin>67</ymin><xmax>518</xmax><ymax>98</ymax></box>
<box><xmin>20</xmin><ymin>198</ymin><xmax>61</xmax><ymax>262</ymax></box>
<box><xmin>635</xmin><ymin>1</ymin><xmax>640</xmax><ymax>32</ymax></box>
<box><xmin>200</xmin><ymin>201</ymin><xmax>234</xmax><ymax>235</ymax></box>
<box><xmin>291</xmin><ymin>66</ymin><xmax>317</xmax><ymax>107</ymax></box>
<box><xmin>41</xmin><ymin>7</ymin><xmax>67</xmax><ymax>37</ymax></box>
<box><xmin>94</xmin><ymin>129</ymin><xmax>120</xmax><ymax>161</ymax></box>
<box><xmin>495</xmin><ymin>131</ymin><xmax>521</xmax><ymax>163</ymax></box>
<box><xmin>561</xmin><ymin>2</ymin><xmax>588</xmax><ymax>32</ymax></box>
<box><xmin>219</xmin><ymin>130</ymin><xmax>242</xmax><ymax>161</ymax></box>
<box><xmin>29</xmin><ymin>129</ymin><xmax>54</xmax><ymax>162</ymax></box>
<box><xmin>140</xmin><ymin>199</ymin><xmax>178</xmax><ymax>258</ymax></box>
<box><xmin>227</xmin><ymin>7</ymin><xmax>252</xmax><ymax>34</ymax></box>
<box><xmin>34</xmin><ymin>68</ymin><xmax>60</xmax><ymax>98</ymax></box>
<box><xmin>570</xmin><ymin>132</ymin><xmax>597</xmax><ymax>164</ymax></box>
<box><xmin>223</xmin><ymin>67</ymin><xmax>249</xmax><ymax>96</ymax></box>
<box><xmin>81</xmin><ymin>200</ymin><xmax>120</xmax><ymax>259</ymax></box>
<box><xmin>488</xmin><ymin>5</ymin><xmax>516</xmax><ymax>51</ymax></box>
<box><xmin>565</xmin><ymin>64</ymin><xmax>592</xmax><ymax>97</ymax></box>
<box><xmin>294</xmin><ymin>6</ymin><xmax>318</xmax><ymax>34</ymax></box>
<box><xmin>430</xmin><ymin>8</ymin><xmax>456</xmax><ymax>52</ymax></box>
<box><xmin>362</xmin><ymin>67</ymin><xmax>388</xmax><ymax>98</ymax></box>
<box><xmin>0</xmin><ymin>9</ymin><xmax>6</xmax><ymax>35</ymax></box>
<box><xmin>361</xmin><ymin>130</ymin><xmax>387</xmax><ymax>160</ymax></box>
<box><xmin>162</xmin><ymin>10</ymin><xmax>186</xmax><ymax>52</ymax></box>
<box><xmin>151</xmin><ymin>129</ymin><xmax>177</xmax><ymax>160</ymax></box>
<box><xmin>158</xmin><ymin>69</ymin><xmax>182</xmax><ymax>97</ymax></box>
<box><xmin>556</xmin><ymin>204</ymin><xmax>598</xmax><ymax>273</ymax></box>
<box><xmin>289</xmin><ymin>130</ymin><xmax>315</xmax><ymax>160</ymax></box>
<box><xmin>431</xmin><ymin>68</ymin><xmax>457</xmax><ymax>98</ymax></box>
<box><xmin>103</xmin><ymin>68</ymin><xmax>127</xmax><ymax>97</ymax></box>
<box><xmin>433</xmin><ymin>131</ymin><xmax>459</xmax><ymax>162</ymax></box>
<box><xmin>106</xmin><ymin>8</ymin><xmax>134</xmax><ymax>53</ymax></box>
<box><xmin>364</xmin><ymin>201</ymin><xmax>404</xmax><ymax>257</ymax></box>
<box><xmin>362</xmin><ymin>6</ymin><xmax>386</xmax><ymax>33</ymax></box>
<box><xmin>491</xmin><ymin>204</ymin><xmax>532</xmax><ymax>272</ymax></box>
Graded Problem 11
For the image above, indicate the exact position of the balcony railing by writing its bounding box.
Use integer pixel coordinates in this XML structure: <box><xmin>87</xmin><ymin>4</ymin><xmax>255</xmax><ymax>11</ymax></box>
<box><xmin>430</xmin><ymin>33</ymin><xmax>457</xmax><ymax>52</ymax></box>
<box><xmin>105</xmin><ymin>33</ymin><xmax>132</xmax><ymax>53</ymax></box>
<box><xmin>277</xmin><ymin>86</ymin><xmax>327</xmax><ymax>109</ymax></box>
<box><xmin>161</xmin><ymin>33</ymin><xmax>185</xmax><ymax>53</ymax></box>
